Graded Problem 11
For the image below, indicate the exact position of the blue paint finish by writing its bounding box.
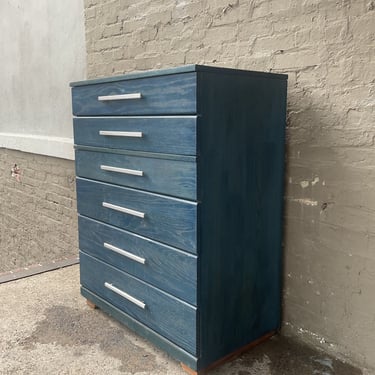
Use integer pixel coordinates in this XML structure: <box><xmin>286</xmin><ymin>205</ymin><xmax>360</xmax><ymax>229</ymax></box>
<box><xmin>196</xmin><ymin>71</ymin><xmax>287</xmax><ymax>368</ymax></box>
<box><xmin>75</xmin><ymin>149</ymin><xmax>197</xmax><ymax>200</ymax></box>
<box><xmin>80</xmin><ymin>252</ymin><xmax>197</xmax><ymax>355</ymax></box>
<box><xmin>76</xmin><ymin>178</ymin><xmax>197</xmax><ymax>253</ymax></box>
<box><xmin>78</xmin><ymin>216</ymin><xmax>197</xmax><ymax>305</ymax></box>
<box><xmin>72</xmin><ymin>72</ymin><xmax>197</xmax><ymax>116</ymax></box>
<box><xmin>70</xmin><ymin>64</ymin><xmax>287</xmax><ymax>87</ymax></box>
<box><xmin>75</xmin><ymin>145</ymin><xmax>196</xmax><ymax>162</ymax></box>
<box><xmin>73</xmin><ymin>117</ymin><xmax>197</xmax><ymax>156</ymax></box>
<box><xmin>71</xmin><ymin>65</ymin><xmax>288</xmax><ymax>372</ymax></box>
<box><xmin>80</xmin><ymin>287</ymin><xmax>198</xmax><ymax>370</ymax></box>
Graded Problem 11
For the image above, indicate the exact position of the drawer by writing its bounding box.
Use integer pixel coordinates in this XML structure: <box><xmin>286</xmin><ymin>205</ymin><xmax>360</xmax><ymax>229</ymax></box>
<box><xmin>76</xmin><ymin>178</ymin><xmax>197</xmax><ymax>253</ymax></box>
<box><xmin>73</xmin><ymin>117</ymin><xmax>197</xmax><ymax>156</ymax></box>
<box><xmin>78</xmin><ymin>216</ymin><xmax>197</xmax><ymax>305</ymax></box>
<box><xmin>75</xmin><ymin>149</ymin><xmax>196</xmax><ymax>200</ymax></box>
<box><xmin>80</xmin><ymin>252</ymin><xmax>197</xmax><ymax>355</ymax></box>
<box><xmin>72</xmin><ymin>72</ymin><xmax>197</xmax><ymax>116</ymax></box>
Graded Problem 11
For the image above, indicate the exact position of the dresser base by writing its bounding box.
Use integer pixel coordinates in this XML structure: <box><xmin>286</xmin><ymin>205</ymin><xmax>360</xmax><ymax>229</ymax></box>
<box><xmin>86</xmin><ymin>299</ymin><xmax>97</xmax><ymax>309</ymax></box>
<box><xmin>84</xmin><ymin>290</ymin><xmax>276</xmax><ymax>374</ymax></box>
<box><xmin>181</xmin><ymin>331</ymin><xmax>276</xmax><ymax>375</ymax></box>
<box><xmin>81</xmin><ymin>287</ymin><xmax>198</xmax><ymax>369</ymax></box>
<box><xmin>85</xmin><ymin>291</ymin><xmax>275</xmax><ymax>374</ymax></box>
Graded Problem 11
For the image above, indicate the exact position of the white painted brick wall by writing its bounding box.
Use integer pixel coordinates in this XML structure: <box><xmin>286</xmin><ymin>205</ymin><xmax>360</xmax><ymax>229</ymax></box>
<box><xmin>83</xmin><ymin>0</ymin><xmax>375</xmax><ymax>370</ymax></box>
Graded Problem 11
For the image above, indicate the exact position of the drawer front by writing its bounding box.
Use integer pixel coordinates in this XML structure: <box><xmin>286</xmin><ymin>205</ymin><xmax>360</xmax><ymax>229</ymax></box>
<box><xmin>75</xmin><ymin>150</ymin><xmax>196</xmax><ymax>200</ymax></box>
<box><xmin>72</xmin><ymin>72</ymin><xmax>197</xmax><ymax>116</ymax></box>
<box><xmin>80</xmin><ymin>252</ymin><xmax>197</xmax><ymax>355</ymax></box>
<box><xmin>73</xmin><ymin>117</ymin><xmax>197</xmax><ymax>155</ymax></box>
<box><xmin>78</xmin><ymin>216</ymin><xmax>197</xmax><ymax>305</ymax></box>
<box><xmin>76</xmin><ymin>178</ymin><xmax>197</xmax><ymax>253</ymax></box>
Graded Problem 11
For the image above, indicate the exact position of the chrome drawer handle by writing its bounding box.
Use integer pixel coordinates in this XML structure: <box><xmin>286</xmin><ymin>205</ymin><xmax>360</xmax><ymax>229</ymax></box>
<box><xmin>102</xmin><ymin>201</ymin><xmax>145</xmax><ymax>219</ymax></box>
<box><xmin>104</xmin><ymin>282</ymin><xmax>146</xmax><ymax>309</ymax></box>
<box><xmin>104</xmin><ymin>242</ymin><xmax>146</xmax><ymax>264</ymax></box>
<box><xmin>99</xmin><ymin>130</ymin><xmax>143</xmax><ymax>138</ymax></box>
<box><xmin>100</xmin><ymin>165</ymin><xmax>144</xmax><ymax>177</ymax></box>
<box><xmin>98</xmin><ymin>93</ymin><xmax>142</xmax><ymax>101</ymax></box>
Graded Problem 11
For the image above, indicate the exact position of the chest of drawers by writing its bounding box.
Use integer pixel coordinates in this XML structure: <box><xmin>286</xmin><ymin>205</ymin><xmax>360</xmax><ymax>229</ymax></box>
<box><xmin>71</xmin><ymin>65</ymin><xmax>287</xmax><ymax>373</ymax></box>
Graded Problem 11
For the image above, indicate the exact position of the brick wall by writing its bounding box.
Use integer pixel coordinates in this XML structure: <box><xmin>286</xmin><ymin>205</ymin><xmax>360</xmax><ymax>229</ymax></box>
<box><xmin>0</xmin><ymin>149</ymin><xmax>78</xmax><ymax>272</ymax></box>
<box><xmin>82</xmin><ymin>0</ymin><xmax>375</xmax><ymax>370</ymax></box>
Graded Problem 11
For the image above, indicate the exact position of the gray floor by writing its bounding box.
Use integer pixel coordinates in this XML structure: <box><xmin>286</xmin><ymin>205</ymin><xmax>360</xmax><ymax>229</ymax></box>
<box><xmin>0</xmin><ymin>265</ymin><xmax>368</xmax><ymax>375</ymax></box>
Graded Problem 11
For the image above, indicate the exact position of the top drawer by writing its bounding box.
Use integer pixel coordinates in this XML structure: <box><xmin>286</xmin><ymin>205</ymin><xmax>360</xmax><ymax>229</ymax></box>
<box><xmin>72</xmin><ymin>72</ymin><xmax>197</xmax><ymax>116</ymax></box>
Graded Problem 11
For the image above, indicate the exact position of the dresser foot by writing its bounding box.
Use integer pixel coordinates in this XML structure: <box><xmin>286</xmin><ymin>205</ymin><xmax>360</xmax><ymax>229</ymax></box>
<box><xmin>86</xmin><ymin>299</ymin><xmax>97</xmax><ymax>309</ymax></box>
<box><xmin>180</xmin><ymin>363</ymin><xmax>200</xmax><ymax>375</ymax></box>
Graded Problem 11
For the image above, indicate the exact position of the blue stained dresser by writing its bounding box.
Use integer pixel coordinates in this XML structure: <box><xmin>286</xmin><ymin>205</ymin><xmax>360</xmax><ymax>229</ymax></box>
<box><xmin>71</xmin><ymin>65</ymin><xmax>287</xmax><ymax>373</ymax></box>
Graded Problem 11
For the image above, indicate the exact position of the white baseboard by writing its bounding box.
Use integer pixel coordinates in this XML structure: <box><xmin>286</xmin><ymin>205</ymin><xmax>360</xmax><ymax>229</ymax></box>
<box><xmin>0</xmin><ymin>132</ymin><xmax>74</xmax><ymax>160</ymax></box>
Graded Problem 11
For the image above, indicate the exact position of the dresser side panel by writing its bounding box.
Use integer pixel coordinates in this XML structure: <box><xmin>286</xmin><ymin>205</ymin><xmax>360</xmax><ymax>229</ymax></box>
<box><xmin>197</xmin><ymin>71</ymin><xmax>287</xmax><ymax>368</ymax></box>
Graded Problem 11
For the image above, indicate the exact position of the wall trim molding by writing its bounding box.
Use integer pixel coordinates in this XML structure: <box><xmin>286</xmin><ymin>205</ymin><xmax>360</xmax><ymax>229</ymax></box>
<box><xmin>0</xmin><ymin>132</ymin><xmax>74</xmax><ymax>160</ymax></box>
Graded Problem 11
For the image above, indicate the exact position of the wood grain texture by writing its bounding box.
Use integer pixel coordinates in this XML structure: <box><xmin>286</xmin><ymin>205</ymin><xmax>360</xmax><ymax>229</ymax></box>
<box><xmin>72</xmin><ymin>65</ymin><xmax>287</xmax><ymax>372</ymax></box>
<box><xmin>196</xmin><ymin>70</ymin><xmax>287</xmax><ymax>369</ymax></box>
<box><xmin>73</xmin><ymin>117</ymin><xmax>197</xmax><ymax>156</ymax></box>
<box><xmin>78</xmin><ymin>216</ymin><xmax>197</xmax><ymax>305</ymax></box>
<box><xmin>72</xmin><ymin>72</ymin><xmax>197</xmax><ymax>116</ymax></box>
<box><xmin>80</xmin><ymin>252</ymin><xmax>197</xmax><ymax>355</ymax></box>
<box><xmin>81</xmin><ymin>287</ymin><xmax>198</xmax><ymax>370</ymax></box>
<box><xmin>75</xmin><ymin>145</ymin><xmax>195</xmax><ymax>162</ymax></box>
<box><xmin>70</xmin><ymin>64</ymin><xmax>286</xmax><ymax>87</ymax></box>
<box><xmin>75</xmin><ymin>149</ymin><xmax>197</xmax><ymax>200</ymax></box>
<box><xmin>76</xmin><ymin>177</ymin><xmax>197</xmax><ymax>253</ymax></box>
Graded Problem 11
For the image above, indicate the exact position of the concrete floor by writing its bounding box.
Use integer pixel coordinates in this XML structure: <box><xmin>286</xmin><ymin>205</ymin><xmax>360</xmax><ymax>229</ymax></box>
<box><xmin>0</xmin><ymin>265</ymin><xmax>369</xmax><ymax>375</ymax></box>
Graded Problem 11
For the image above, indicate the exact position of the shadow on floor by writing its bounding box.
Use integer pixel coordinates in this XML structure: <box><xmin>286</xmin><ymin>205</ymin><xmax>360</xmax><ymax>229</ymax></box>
<box><xmin>211</xmin><ymin>334</ymin><xmax>363</xmax><ymax>375</ymax></box>
<box><xmin>22</xmin><ymin>304</ymin><xmax>363</xmax><ymax>375</ymax></box>
<box><xmin>0</xmin><ymin>266</ymin><xmax>367</xmax><ymax>375</ymax></box>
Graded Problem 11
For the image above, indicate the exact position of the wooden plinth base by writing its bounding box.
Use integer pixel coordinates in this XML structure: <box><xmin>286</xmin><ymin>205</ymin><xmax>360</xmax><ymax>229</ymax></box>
<box><xmin>181</xmin><ymin>331</ymin><xmax>276</xmax><ymax>375</ymax></box>
<box><xmin>181</xmin><ymin>363</ymin><xmax>200</xmax><ymax>375</ymax></box>
<box><xmin>86</xmin><ymin>299</ymin><xmax>97</xmax><ymax>309</ymax></box>
<box><xmin>85</xmin><ymin>296</ymin><xmax>274</xmax><ymax>375</ymax></box>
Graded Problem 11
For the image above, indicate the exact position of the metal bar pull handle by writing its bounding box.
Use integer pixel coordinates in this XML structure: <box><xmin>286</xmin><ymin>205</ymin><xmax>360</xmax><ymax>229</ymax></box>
<box><xmin>102</xmin><ymin>201</ymin><xmax>145</xmax><ymax>219</ymax></box>
<box><xmin>100</xmin><ymin>165</ymin><xmax>144</xmax><ymax>177</ymax></box>
<box><xmin>99</xmin><ymin>130</ymin><xmax>143</xmax><ymax>138</ymax></box>
<box><xmin>104</xmin><ymin>242</ymin><xmax>146</xmax><ymax>264</ymax></box>
<box><xmin>98</xmin><ymin>93</ymin><xmax>142</xmax><ymax>101</ymax></box>
<box><xmin>104</xmin><ymin>282</ymin><xmax>146</xmax><ymax>309</ymax></box>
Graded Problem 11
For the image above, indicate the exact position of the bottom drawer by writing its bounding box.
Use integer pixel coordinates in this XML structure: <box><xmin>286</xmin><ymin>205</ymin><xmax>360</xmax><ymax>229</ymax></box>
<box><xmin>80</xmin><ymin>252</ymin><xmax>197</xmax><ymax>355</ymax></box>
<box><xmin>78</xmin><ymin>216</ymin><xmax>197</xmax><ymax>305</ymax></box>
